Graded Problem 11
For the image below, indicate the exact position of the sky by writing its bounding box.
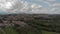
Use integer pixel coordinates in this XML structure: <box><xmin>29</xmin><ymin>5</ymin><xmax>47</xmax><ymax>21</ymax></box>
<box><xmin>0</xmin><ymin>0</ymin><xmax>60</xmax><ymax>14</ymax></box>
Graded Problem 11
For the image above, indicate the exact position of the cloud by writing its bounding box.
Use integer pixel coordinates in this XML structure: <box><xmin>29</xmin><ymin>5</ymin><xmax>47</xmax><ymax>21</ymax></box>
<box><xmin>0</xmin><ymin>0</ymin><xmax>23</xmax><ymax>11</ymax></box>
<box><xmin>0</xmin><ymin>0</ymin><xmax>50</xmax><ymax>14</ymax></box>
<box><xmin>50</xmin><ymin>8</ymin><xmax>58</xmax><ymax>12</ymax></box>
<box><xmin>19</xmin><ymin>2</ymin><xmax>48</xmax><ymax>14</ymax></box>
<box><xmin>35</xmin><ymin>0</ymin><xmax>51</xmax><ymax>7</ymax></box>
<box><xmin>31</xmin><ymin>4</ymin><xmax>48</xmax><ymax>14</ymax></box>
<box><xmin>48</xmin><ymin>6</ymin><xmax>60</xmax><ymax>14</ymax></box>
<box><xmin>46</xmin><ymin>0</ymin><xmax>56</xmax><ymax>2</ymax></box>
<box><xmin>52</xmin><ymin>3</ymin><xmax>60</xmax><ymax>7</ymax></box>
<box><xmin>0</xmin><ymin>0</ymin><xmax>60</xmax><ymax>14</ymax></box>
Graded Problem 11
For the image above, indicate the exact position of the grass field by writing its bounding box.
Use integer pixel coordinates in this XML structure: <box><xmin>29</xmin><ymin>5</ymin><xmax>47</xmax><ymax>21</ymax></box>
<box><xmin>0</xmin><ymin>20</ymin><xmax>60</xmax><ymax>34</ymax></box>
<box><xmin>0</xmin><ymin>31</ymin><xmax>4</xmax><ymax>34</ymax></box>
<box><xmin>42</xmin><ymin>30</ymin><xmax>59</xmax><ymax>34</ymax></box>
<box><xmin>1</xmin><ymin>27</ymin><xmax>19</xmax><ymax>34</ymax></box>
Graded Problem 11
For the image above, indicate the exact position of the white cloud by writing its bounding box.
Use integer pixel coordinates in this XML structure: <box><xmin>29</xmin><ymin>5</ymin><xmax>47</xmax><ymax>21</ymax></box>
<box><xmin>0</xmin><ymin>0</ymin><xmax>60</xmax><ymax>14</ymax></box>
<box><xmin>50</xmin><ymin>8</ymin><xmax>58</xmax><ymax>12</ymax></box>
<box><xmin>35</xmin><ymin>0</ymin><xmax>51</xmax><ymax>7</ymax></box>
<box><xmin>19</xmin><ymin>2</ymin><xmax>48</xmax><ymax>14</ymax></box>
<box><xmin>46</xmin><ymin>0</ymin><xmax>56</xmax><ymax>2</ymax></box>
<box><xmin>0</xmin><ymin>0</ymin><xmax>49</xmax><ymax>14</ymax></box>
<box><xmin>52</xmin><ymin>3</ymin><xmax>60</xmax><ymax>7</ymax></box>
<box><xmin>48</xmin><ymin>6</ymin><xmax>60</xmax><ymax>14</ymax></box>
<box><xmin>0</xmin><ymin>0</ymin><xmax>23</xmax><ymax>11</ymax></box>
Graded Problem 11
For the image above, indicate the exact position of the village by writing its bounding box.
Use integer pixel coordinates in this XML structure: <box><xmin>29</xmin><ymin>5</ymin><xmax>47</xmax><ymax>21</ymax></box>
<box><xmin>0</xmin><ymin>14</ymin><xmax>60</xmax><ymax>34</ymax></box>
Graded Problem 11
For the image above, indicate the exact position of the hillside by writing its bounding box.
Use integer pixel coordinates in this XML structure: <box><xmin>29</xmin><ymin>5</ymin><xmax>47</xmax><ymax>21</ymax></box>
<box><xmin>0</xmin><ymin>14</ymin><xmax>60</xmax><ymax>34</ymax></box>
